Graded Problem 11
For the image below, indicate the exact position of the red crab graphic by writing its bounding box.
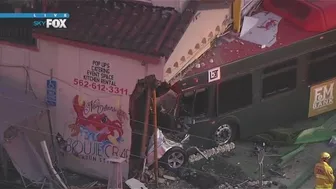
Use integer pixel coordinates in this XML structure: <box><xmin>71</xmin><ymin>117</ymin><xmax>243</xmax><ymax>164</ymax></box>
<box><xmin>257</xmin><ymin>19</ymin><xmax>278</xmax><ymax>31</ymax></box>
<box><xmin>68</xmin><ymin>95</ymin><xmax>124</xmax><ymax>143</ymax></box>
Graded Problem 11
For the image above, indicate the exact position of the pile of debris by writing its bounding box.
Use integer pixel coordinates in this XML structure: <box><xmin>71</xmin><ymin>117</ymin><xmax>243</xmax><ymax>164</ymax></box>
<box><xmin>131</xmin><ymin>142</ymin><xmax>239</xmax><ymax>189</ymax></box>
<box><xmin>128</xmin><ymin>166</ymin><xmax>189</xmax><ymax>189</ymax></box>
<box><xmin>189</xmin><ymin>142</ymin><xmax>236</xmax><ymax>163</ymax></box>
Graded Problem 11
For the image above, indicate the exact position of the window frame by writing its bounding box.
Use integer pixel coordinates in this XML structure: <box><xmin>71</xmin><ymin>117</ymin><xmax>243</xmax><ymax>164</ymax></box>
<box><xmin>261</xmin><ymin>59</ymin><xmax>298</xmax><ymax>99</ymax></box>
<box><xmin>193</xmin><ymin>88</ymin><xmax>210</xmax><ymax>117</ymax></box>
<box><xmin>178</xmin><ymin>86</ymin><xmax>211</xmax><ymax>118</ymax></box>
<box><xmin>216</xmin><ymin>73</ymin><xmax>253</xmax><ymax>115</ymax></box>
<box><xmin>308</xmin><ymin>48</ymin><xmax>336</xmax><ymax>85</ymax></box>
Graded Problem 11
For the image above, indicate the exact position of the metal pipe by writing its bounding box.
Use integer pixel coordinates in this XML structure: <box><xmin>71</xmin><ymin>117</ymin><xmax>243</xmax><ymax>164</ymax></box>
<box><xmin>40</xmin><ymin>141</ymin><xmax>68</xmax><ymax>189</ymax></box>
<box><xmin>152</xmin><ymin>89</ymin><xmax>159</xmax><ymax>187</ymax></box>
<box><xmin>47</xmin><ymin>109</ymin><xmax>58</xmax><ymax>164</ymax></box>
<box><xmin>46</xmin><ymin>68</ymin><xmax>58</xmax><ymax>165</ymax></box>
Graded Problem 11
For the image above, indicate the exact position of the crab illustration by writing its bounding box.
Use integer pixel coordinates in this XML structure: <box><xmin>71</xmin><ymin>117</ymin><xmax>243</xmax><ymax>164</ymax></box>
<box><xmin>68</xmin><ymin>95</ymin><xmax>124</xmax><ymax>144</ymax></box>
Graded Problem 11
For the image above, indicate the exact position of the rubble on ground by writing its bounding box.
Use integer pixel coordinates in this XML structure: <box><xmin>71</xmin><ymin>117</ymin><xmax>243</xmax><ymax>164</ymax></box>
<box><xmin>141</xmin><ymin>141</ymin><xmax>250</xmax><ymax>189</ymax></box>
<box><xmin>137</xmin><ymin>123</ymin><xmax>336</xmax><ymax>189</ymax></box>
<box><xmin>189</xmin><ymin>143</ymin><xmax>236</xmax><ymax>163</ymax></box>
<box><xmin>246</xmin><ymin>180</ymin><xmax>277</xmax><ymax>188</ymax></box>
<box><xmin>217</xmin><ymin>182</ymin><xmax>235</xmax><ymax>189</ymax></box>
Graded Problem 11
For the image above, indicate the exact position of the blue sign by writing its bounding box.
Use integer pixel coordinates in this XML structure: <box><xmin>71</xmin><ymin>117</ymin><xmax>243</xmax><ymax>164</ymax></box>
<box><xmin>46</xmin><ymin>79</ymin><xmax>57</xmax><ymax>106</ymax></box>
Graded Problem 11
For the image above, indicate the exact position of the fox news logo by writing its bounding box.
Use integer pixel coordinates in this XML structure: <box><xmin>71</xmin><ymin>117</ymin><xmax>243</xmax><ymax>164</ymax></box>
<box><xmin>33</xmin><ymin>19</ymin><xmax>67</xmax><ymax>29</ymax></box>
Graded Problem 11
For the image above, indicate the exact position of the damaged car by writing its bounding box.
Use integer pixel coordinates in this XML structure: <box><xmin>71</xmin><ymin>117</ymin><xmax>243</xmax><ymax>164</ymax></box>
<box><xmin>146</xmin><ymin>129</ymin><xmax>188</xmax><ymax>171</ymax></box>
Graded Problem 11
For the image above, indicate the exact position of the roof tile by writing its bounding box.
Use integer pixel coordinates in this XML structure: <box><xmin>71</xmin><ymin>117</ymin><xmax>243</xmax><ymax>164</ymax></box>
<box><xmin>35</xmin><ymin>0</ymin><xmax>199</xmax><ymax>59</ymax></box>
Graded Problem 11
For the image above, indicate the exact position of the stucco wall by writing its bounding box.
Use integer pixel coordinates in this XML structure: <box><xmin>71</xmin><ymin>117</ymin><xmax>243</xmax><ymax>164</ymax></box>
<box><xmin>0</xmin><ymin>39</ymin><xmax>161</xmax><ymax>180</ymax></box>
<box><xmin>0</xmin><ymin>41</ymin><xmax>57</xmax><ymax>154</ymax></box>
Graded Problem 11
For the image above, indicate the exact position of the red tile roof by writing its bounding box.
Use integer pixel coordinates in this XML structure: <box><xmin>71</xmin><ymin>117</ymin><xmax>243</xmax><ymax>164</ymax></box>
<box><xmin>184</xmin><ymin>14</ymin><xmax>319</xmax><ymax>77</ymax></box>
<box><xmin>34</xmin><ymin>0</ymin><xmax>198</xmax><ymax>60</ymax></box>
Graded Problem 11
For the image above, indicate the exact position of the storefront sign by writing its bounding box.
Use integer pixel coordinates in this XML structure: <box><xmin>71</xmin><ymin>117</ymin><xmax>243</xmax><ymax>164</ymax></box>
<box><xmin>73</xmin><ymin>60</ymin><xmax>128</xmax><ymax>95</ymax></box>
<box><xmin>308</xmin><ymin>78</ymin><xmax>336</xmax><ymax>117</ymax></box>
<box><xmin>60</xmin><ymin>95</ymin><xmax>130</xmax><ymax>169</ymax></box>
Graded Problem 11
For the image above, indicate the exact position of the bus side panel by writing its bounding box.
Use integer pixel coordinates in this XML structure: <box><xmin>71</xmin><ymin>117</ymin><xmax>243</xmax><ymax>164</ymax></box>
<box><xmin>236</xmin><ymin>88</ymin><xmax>310</xmax><ymax>139</ymax></box>
<box><xmin>216</xmin><ymin>54</ymin><xmax>310</xmax><ymax>138</ymax></box>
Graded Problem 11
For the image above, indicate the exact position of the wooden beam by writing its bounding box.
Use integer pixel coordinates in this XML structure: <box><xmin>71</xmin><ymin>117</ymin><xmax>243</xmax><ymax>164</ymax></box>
<box><xmin>152</xmin><ymin>89</ymin><xmax>159</xmax><ymax>188</ymax></box>
<box><xmin>233</xmin><ymin>0</ymin><xmax>242</xmax><ymax>33</ymax></box>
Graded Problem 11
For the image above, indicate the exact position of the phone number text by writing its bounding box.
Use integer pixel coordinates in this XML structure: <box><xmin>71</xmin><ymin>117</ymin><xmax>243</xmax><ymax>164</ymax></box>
<box><xmin>73</xmin><ymin>78</ymin><xmax>128</xmax><ymax>95</ymax></box>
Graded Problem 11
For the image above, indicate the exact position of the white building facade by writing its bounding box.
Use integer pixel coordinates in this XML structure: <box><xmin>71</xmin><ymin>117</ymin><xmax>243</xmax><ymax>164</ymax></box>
<box><xmin>0</xmin><ymin>39</ymin><xmax>162</xmax><ymax>179</ymax></box>
<box><xmin>0</xmin><ymin>0</ymin><xmax>231</xmax><ymax>181</ymax></box>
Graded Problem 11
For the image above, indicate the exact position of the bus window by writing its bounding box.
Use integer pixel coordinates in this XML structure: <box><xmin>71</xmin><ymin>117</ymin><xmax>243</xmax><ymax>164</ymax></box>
<box><xmin>311</xmin><ymin>44</ymin><xmax>336</xmax><ymax>60</ymax></box>
<box><xmin>180</xmin><ymin>91</ymin><xmax>195</xmax><ymax>117</ymax></box>
<box><xmin>179</xmin><ymin>88</ymin><xmax>210</xmax><ymax>117</ymax></box>
<box><xmin>308</xmin><ymin>55</ymin><xmax>336</xmax><ymax>84</ymax></box>
<box><xmin>263</xmin><ymin>59</ymin><xmax>297</xmax><ymax>74</ymax></box>
<box><xmin>218</xmin><ymin>74</ymin><xmax>252</xmax><ymax>114</ymax></box>
<box><xmin>262</xmin><ymin>69</ymin><xmax>297</xmax><ymax>98</ymax></box>
<box><xmin>193</xmin><ymin>88</ymin><xmax>209</xmax><ymax>117</ymax></box>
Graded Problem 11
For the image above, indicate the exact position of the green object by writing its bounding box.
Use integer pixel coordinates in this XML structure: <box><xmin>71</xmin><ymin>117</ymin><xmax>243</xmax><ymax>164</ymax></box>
<box><xmin>279</xmin><ymin>145</ymin><xmax>305</xmax><ymax>167</ymax></box>
<box><xmin>294</xmin><ymin>126</ymin><xmax>336</xmax><ymax>144</ymax></box>
<box><xmin>323</xmin><ymin>113</ymin><xmax>336</xmax><ymax>130</ymax></box>
<box><xmin>294</xmin><ymin>113</ymin><xmax>336</xmax><ymax>144</ymax></box>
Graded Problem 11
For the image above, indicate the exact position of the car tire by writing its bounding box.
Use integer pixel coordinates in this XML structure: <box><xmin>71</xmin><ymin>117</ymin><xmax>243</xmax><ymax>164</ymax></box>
<box><xmin>160</xmin><ymin>147</ymin><xmax>188</xmax><ymax>172</ymax></box>
<box><xmin>212</xmin><ymin>122</ymin><xmax>238</xmax><ymax>145</ymax></box>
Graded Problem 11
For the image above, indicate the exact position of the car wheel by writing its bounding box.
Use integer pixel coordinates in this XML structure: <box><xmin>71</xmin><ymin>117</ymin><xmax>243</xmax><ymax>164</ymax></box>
<box><xmin>212</xmin><ymin>122</ymin><xmax>237</xmax><ymax>145</ymax></box>
<box><xmin>160</xmin><ymin>147</ymin><xmax>187</xmax><ymax>171</ymax></box>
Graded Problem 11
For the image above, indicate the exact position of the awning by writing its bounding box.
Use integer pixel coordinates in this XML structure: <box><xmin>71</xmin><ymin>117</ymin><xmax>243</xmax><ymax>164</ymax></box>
<box><xmin>0</xmin><ymin>78</ymin><xmax>46</xmax><ymax>142</ymax></box>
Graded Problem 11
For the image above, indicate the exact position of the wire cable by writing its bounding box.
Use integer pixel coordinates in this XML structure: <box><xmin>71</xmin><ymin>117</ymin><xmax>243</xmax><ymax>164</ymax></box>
<box><xmin>2</xmin><ymin>119</ymin><xmax>249</xmax><ymax>185</ymax></box>
<box><xmin>1</xmin><ymin>92</ymin><xmax>333</xmax><ymax>187</ymax></box>
<box><xmin>0</xmin><ymin>91</ymin><xmax>258</xmax><ymax>152</ymax></box>
<box><xmin>1</xmin><ymin>66</ymin><xmax>331</xmax><ymax>186</ymax></box>
<box><xmin>2</xmin><ymin>89</ymin><xmax>330</xmax><ymax>169</ymax></box>
<box><xmin>0</xmin><ymin>64</ymin><xmax>302</xmax><ymax>152</ymax></box>
<box><xmin>0</xmin><ymin>87</ymin><xmax>254</xmax><ymax>185</ymax></box>
<box><xmin>3</xmin><ymin>89</ymin><xmax>330</xmax><ymax>157</ymax></box>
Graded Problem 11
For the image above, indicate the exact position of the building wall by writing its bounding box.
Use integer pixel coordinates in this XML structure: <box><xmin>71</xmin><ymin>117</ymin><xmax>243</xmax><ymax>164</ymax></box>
<box><xmin>0</xmin><ymin>39</ymin><xmax>160</xmax><ymax>179</ymax></box>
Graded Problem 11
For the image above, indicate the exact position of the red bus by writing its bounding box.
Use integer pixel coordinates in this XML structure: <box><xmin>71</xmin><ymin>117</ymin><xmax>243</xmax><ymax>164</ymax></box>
<box><xmin>161</xmin><ymin>18</ymin><xmax>336</xmax><ymax>146</ymax></box>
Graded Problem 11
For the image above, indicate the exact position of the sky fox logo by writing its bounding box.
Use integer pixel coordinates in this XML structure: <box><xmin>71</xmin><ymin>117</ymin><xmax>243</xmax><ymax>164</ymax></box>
<box><xmin>47</xmin><ymin>19</ymin><xmax>67</xmax><ymax>28</ymax></box>
<box><xmin>33</xmin><ymin>19</ymin><xmax>67</xmax><ymax>29</ymax></box>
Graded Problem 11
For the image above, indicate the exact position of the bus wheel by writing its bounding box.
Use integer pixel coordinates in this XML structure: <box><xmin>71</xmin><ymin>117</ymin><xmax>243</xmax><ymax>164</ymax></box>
<box><xmin>213</xmin><ymin>123</ymin><xmax>237</xmax><ymax>145</ymax></box>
